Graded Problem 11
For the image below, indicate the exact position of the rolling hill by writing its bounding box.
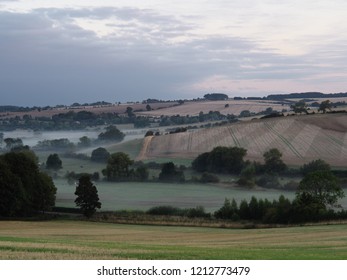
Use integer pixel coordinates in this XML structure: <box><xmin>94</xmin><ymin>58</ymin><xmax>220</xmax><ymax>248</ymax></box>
<box><xmin>137</xmin><ymin>113</ymin><xmax>347</xmax><ymax>167</ymax></box>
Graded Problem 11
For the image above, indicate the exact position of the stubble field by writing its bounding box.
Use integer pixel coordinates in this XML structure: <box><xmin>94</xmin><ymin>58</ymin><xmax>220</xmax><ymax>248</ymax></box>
<box><xmin>140</xmin><ymin>113</ymin><xmax>347</xmax><ymax>167</ymax></box>
<box><xmin>1</xmin><ymin>220</ymin><xmax>347</xmax><ymax>260</ymax></box>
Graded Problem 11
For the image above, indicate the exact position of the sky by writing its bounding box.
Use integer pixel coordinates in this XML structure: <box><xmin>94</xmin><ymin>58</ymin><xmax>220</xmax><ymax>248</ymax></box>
<box><xmin>1</xmin><ymin>0</ymin><xmax>347</xmax><ymax>106</ymax></box>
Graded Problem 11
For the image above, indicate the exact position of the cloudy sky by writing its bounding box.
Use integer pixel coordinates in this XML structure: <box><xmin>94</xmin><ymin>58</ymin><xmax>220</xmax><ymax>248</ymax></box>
<box><xmin>1</xmin><ymin>0</ymin><xmax>347</xmax><ymax>106</ymax></box>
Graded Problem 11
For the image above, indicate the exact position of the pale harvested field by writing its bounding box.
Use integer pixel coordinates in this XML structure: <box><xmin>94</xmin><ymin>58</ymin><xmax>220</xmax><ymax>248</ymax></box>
<box><xmin>139</xmin><ymin>100</ymin><xmax>291</xmax><ymax>117</ymax></box>
<box><xmin>138</xmin><ymin>113</ymin><xmax>347</xmax><ymax>167</ymax></box>
<box><xmin>0</xmin><ymin>102</ymin><xmax>178</xmax><ymax>119</ymax></box>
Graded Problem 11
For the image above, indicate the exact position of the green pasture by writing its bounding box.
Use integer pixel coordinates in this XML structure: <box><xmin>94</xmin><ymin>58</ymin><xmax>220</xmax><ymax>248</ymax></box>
<box><xmin>55</xmin><ymin>179</ymin><xmax>296</xmax><ymax>212</ymax></box>
<box><xmin>1</xmin><ymin>220</ymin><xmax>347</xmax><ymax>259</ymax></box>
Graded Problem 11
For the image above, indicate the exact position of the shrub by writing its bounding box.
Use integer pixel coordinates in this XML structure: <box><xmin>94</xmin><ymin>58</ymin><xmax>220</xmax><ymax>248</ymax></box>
<box><xmin>200</xmin><ymin>172</ymin><xmax>219</xmax><ymax>183</ymax></box>
<box><xmin>146</xmin><ymin>205</ymin><xmax>183</xmax><ymax>216</ymax></box>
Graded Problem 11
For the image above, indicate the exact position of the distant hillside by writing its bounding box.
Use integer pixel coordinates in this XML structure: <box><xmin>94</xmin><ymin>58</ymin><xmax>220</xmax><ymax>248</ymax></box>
<box><xmin>138</xmin><ymin>113</ymin><xmax>347</xmax><ymax>167</ymax></box>
<box><xmin>267</xmin><ymin>92</ymin><xmax>347</xmax><ymax>100</ymax></box>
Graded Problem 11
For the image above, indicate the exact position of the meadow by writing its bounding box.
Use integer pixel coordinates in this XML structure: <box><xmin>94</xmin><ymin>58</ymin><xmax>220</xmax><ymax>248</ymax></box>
<box><xmin>1</xmin><ymin>220</ymin><xmax>347</xmax><ymax>260</ymax></box>
<box><xmin>54</xmin><ymin>179</ymin><xmax>297</xmax><ymax>212</ymax></box>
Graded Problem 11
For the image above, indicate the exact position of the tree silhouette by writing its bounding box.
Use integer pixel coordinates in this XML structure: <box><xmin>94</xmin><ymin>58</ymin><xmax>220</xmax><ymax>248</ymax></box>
<box><xmin>296</xmin><ymin>170</ymin><xmax>344</xmax><ymax>209</ymax></box>
<box><xmin>74</xmin><ymin>175</ymin><xmax>101</xmax><ymax>218</ymax></box>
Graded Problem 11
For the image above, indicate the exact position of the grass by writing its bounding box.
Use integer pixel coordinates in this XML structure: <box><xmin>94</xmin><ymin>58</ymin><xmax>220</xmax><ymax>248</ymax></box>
<box><xmin>1</xmin><ymin>220</ymin><xmax>347</xmax><ymax>259</ymax></box>
<box><xmin>54</xmin><ymin>179</ymin><xmax>297</xmax><ymax>212</ymax></box>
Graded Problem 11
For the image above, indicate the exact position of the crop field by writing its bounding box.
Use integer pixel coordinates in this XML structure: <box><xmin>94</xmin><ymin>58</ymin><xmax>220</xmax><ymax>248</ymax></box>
<box><xmin>140</xmin><ymin>113</ymin><xmax>347</xmax><ymax>167</ymax></box>
<box><xmin>139</xmin><ymin>100</ymin><xmax>291</xmax><ymax>117</ymax></box>
<box><xmin>0</xmin><ymin>101</ymin><xmax>179</xmax><ymax>119</ymax></box>
<box><xmin>1</xmin><ymin>220</ymin><xmax>347</xmax><ymax>259</ymax></box>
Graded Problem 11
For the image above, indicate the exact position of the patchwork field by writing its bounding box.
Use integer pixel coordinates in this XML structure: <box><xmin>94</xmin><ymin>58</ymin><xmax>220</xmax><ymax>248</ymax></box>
<box><xmin>139</xmin><ymin>100</ymin><xmax>291</xmax><ymax>117</ymax></box>
<box><xmin>1</xmin><ymin>220</ymin><xmax>347</xmax><ymax>260</ymax></box>
<box><xmin>139</xmin><ymin>113</ymin><xmax>347</xmax><ymax>167</ymax></box>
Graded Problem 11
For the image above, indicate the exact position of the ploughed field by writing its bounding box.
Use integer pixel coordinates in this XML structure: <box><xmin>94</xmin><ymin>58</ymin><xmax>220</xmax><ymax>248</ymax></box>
<box><xmin>139</xmin><ymin>113</ymin><xmax>347</xmax><ymax>167</ymax></box>
<box><xmin>1</xmin><ymin>220</ymin><xmax>347</xmax><ymax>259</ymax></box>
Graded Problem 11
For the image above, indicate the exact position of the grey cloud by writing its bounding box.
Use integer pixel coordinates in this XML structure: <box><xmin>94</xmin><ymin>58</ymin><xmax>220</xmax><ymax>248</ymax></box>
<box><xmin>1</xmin><ymin>7</ymin><xmax>347</xmax><ymax>106</ymax></box>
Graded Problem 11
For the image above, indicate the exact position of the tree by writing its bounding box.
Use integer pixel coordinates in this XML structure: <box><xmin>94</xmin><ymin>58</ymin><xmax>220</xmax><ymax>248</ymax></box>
<box><xmin>98</xmin><ymin>125</ymin><xmax>125</xmax><ymax>143</ymax></box>
<box><xmin>263</xmin><ymin>148</ymin><xmax>287</xmax><ymax>174</ymax></box>
<box><xmin>146</xmin><ymin>104</ymin><xmax>152</xmax><ymax>111</ymax></box>
<box><xmin>91</xmin><ymin>147</ymin><xmax>110</xmax><ymax>163</ymax></box>
<box><xmin>159</xmin><ymin>162</ymin><xmax>185</xmax><ymax>182</ymax></box>
<box><xmin>0</xmin><ymin>151</ymin><xmax>57</xmax><ymax>216</ymax></box>
<box><xmin>4</xmin><ymin>138</ymin><xmax>23</xmax><ymax>150</ymax></box>
<box><xmin>74</xmin><ymin>175</ymin><xmax>101</xmax><ymax>218</ymax></box>
<box><xmin>102</xmin><ymin>152</ymin><xmax>134</xmax><ymax>181</ymax></box>
<box><xmin>204</xmin><ymin>93</ymin><xmax>228</xmax><ymax>100</ymax></box>
<box><xmin>134</xmin><ymin>165</ymin><xmax>149</xmax><ymax>181</ymax></box>
<box><xmin>0</xmin><ymin>132</ymin><xmax>3</xmax><ymax>146</ymax></box>
<box><xmin>318</xmin><ymin>100</ymin><xmax>332</xmax><ymax>113</ymax></box>
<box><xmin>34</xmin><ymin>172</ymin><xmax>57</xmax><ymax>214</ymax></box>
<box><xmin>126</xmin><ymin>106</ymin><xmax>134</xmax><ymax>117</ymax></box>
<box><xmin>239</xmin><ymin>110</ymin><xmax>251</xmax><ymax>118</ymax></box>
<box><xmin>238</xmin><ymin>164</ymin><xmax>256</xmax><ymax>186</ymax></box>
<box><xmin>296</xmin><ymin>170</ymin><xmax>344</xmax><ymax>209</ymax></box>
<box><xmin>46</xmin><ymin>153</ymin><xmax>62</xmax><ymax>170</ymax></box>
<box><xmin>192</xmin><ymin>146</ymin><xmax>247</xmax><ymax>174</ymax></box>
<box><xmin>0</xmin><ymin>159</ymin><xmax>25</xmax><ymax>216</ymax></box>
<box><xmin>290</xmin><ymin>100</ymin><xmax>309</xmax><ymax>114</ymax></box>
<box><xmin>144</xmin><ymin>130</ymin><xmax>154</xmax><ymax>137</ymax></box>
<box><xmin>214</xmin><ymin>198</ymin><xmax>238</xmax><ymax>220</ymax></box>
<box><xmin>301</xmin><ymin>159</ymin><xmax>331</xmax><ymax>176</ymax></box>
<box><xmin>78</xmin><ymin>136</ymin><xmax>91</xmax><ymax>148</ymax></box>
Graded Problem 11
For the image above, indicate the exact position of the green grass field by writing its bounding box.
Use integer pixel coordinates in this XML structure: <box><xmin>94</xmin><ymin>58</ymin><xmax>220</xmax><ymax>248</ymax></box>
<box><xmin>54</xmin><ymin>179</ymin><xmax>296</xmax><ymax>212</ymax></box>
<box><xmin>1</xmin><ymin>220</ymin><xmax>347</xmax><ymax>260</ymax></box>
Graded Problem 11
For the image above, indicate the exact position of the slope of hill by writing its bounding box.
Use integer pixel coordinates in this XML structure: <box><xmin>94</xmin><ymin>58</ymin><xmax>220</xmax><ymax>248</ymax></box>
<box><xmin>137</xmin><ymin>113</ymin><xmax>347</xmax><ymax>167</ymax></box>
<box><xmin>139</xmin><ymin>100</ymin><xmax>290</xmax><ymax>117</ymax></box>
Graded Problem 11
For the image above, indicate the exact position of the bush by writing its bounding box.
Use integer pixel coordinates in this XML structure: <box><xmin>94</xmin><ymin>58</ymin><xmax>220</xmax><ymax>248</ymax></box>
<box><xmin>283</xmin><ymin>180</ymin><xmax>299</xmax><ymax>190</ymax></box>
<box><xmin>200</xmin><ymin>172</ymin><xmax>219</xmax><ymax>183</ymax></box>
<box><xmin>256</xmin><ymin>174</ymin><xmax>281</xmax><ymax>189</ymax></box>
<box><xmin>146</xmin><ymin>205</ymin><xmax>183</xmax><ymax>216</ymax></box>
<box><xmin>186</xmin><ymin>206</ymin><xmax>210</xmax><ymax>218</ymax></box>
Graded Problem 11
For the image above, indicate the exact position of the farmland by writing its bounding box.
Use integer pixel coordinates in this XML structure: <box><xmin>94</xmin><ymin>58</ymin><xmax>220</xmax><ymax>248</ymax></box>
<box><xmin>139</xmin><ymin>113</ymin><xmax>347</xmax><ymax>167</ymax></box>
<box><xmin>139</xmin><ymin>99</ymin><xmax>291</xmax><ymax>117</ymax></box>
<box><xmin>1</xmin><ymin>98</ymin><xmax>347</xmax><ymax>261</ymax></box>
<box><xmin>1</xmin><ymin>220</ymin><xmax>347</xmax><ymax>259</ymax></box>
<box><xmin>54</xmin><ymin>179</ymin><xmax>299</xmax><ymax>212</ymax></box>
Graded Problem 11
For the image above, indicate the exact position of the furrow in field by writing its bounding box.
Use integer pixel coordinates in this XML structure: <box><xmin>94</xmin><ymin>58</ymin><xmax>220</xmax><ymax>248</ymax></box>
<box><xmin>227</xmin><ymin>126</ymin><xmax>241</xmax><ymax>147</ymax></box>
<box><xmin>291</xmin><ymin>124</ymin><xmax>321</xmax><ymax>160</ymax></box>
<box><xmin>308</xmin><ymin>130</ymin><xmax>345</xmax><ymax>163</ymax></box>
<box><xmin>264</xmin><ymin>121</ymin><xmax>303</xmax><ymax>159</ymax></box>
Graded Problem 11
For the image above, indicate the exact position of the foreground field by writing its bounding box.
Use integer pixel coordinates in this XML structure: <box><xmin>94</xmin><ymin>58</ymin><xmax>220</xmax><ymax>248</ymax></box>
<box><xmin>0</xmin><ymin>220</ymin><xmax>346</xmax><ymax>260</ymax></box>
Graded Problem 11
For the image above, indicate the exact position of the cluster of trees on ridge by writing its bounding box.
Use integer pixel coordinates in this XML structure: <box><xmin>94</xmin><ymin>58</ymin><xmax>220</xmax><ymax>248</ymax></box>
<box><xmin>2</xmin><ymin>94</ymin><xmax>346</xmax><ymax>132</ymax></box>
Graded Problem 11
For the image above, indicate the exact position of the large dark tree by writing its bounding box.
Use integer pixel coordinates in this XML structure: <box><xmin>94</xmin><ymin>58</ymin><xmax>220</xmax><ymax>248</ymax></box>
<box><xmin>0</xmin><ymin>159</ymin><xmax>25</xmax><ymax>216</ymax></box>
<box><xmin>46</xmin><ymin>153</ymin><xmax>62</xmax><ymax>170</ymax></box>
<box><xmin>263</xmin><ymin>148</ymin><xmax>287</xmax><ymax>174</ymax></box>
<box><xmin>102</xmin><ymin>152</ymin><xmax>134</xmax><ymax>181</ymax></box>
<box><xmin>98</xmin><ymin>125</ymin><xmax>125</xmax><ymax>143</ymax></box>
<box><xmin>290</xmin><ymin>100</ymin><xmax>309</xmax><ymax>114</ymax></box>
<box><xmin>159</xmin><ymin>162</ymin><xmax>185</xmax><ymax>182</ymax></box>
<box><xmin>0</xmin><ymin>151</ymin><xmax>57</xmax><ymax>216</ymax></box>
<box><xmin>74</xmin><ymin>175</ymin><xmax>101</xmax><ymax>218</ymax></box>
<box><xmin>301</xmin><ymin>159</ymin><xmax>331</xmax><ymax>176</ymax></box>
<box><xmin>318</xmin><ymin>100</ymin><xmax>332</xmax><ymax>113</ymax></box>
<box><xmin>192</xmin><ymin>146</ymin><xmax>247</xmax><ymax>174</ymax></box>
<box><xmin>91</xmin><ymin>147</ymin><xmax>110</xmax><ymax>163</ymax></box>
<box><xmin>296</xmin><ymin>170</ymin><xmax>344</xmax><ymax>209</ymax></box>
